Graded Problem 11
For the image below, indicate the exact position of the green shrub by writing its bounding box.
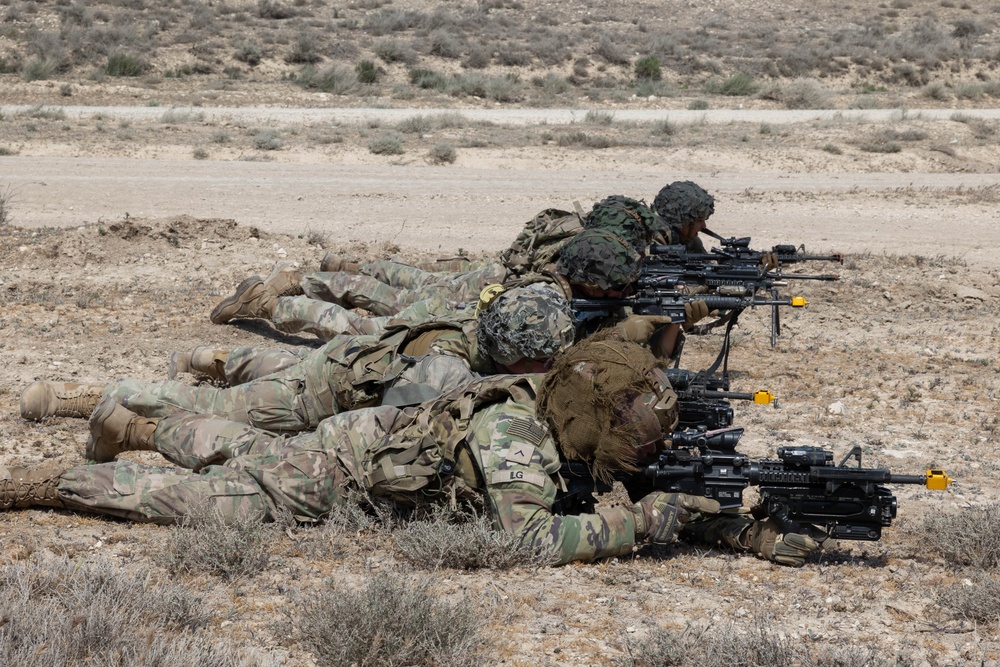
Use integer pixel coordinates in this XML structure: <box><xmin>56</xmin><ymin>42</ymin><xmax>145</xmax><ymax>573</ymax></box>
<box><xmin>426</xmin><ymin>142</ymin><xmax>457</xmax><ymax>165</ymax></box>
<box><xmin>252</xmin><ymin>130</ymin><xmax>283</xmax><ymax>151</ymax></box>
<box><xmin>22</xmin><ymin>58</ymin><xmax>54</xmax><ymax>82</ymax></box>
<box><xmin>368</xmin><ymin>133</ymin><xmax>404</xmax><ymax>155</ymax></box>
<box><xmin>105</xmin><ymin>52</ymin><xmax>147</xmax><ymax>77</ymax></box>
<box><xmin>355</xmin><ymin>59</ymin><xmax>379</xmax><ymax>84</ymax></box>
<box><xmin>409</xmin><ymin>68</ymin><xmax>447</xmax><ymax>90</ymax></box>
<box><xmin>705</xmin><ymin>72</ymin><xmax>757</xmax><ymax>96</ymax></box>
<box><xmin>235</xmin><ymin>42</ymin><xmax>263</xmax><ymax>66</ymax></box>
<box><xmin>634</xmin><ymin>55</ymin><xmax>662</xmax><ymax>80</ymax></box>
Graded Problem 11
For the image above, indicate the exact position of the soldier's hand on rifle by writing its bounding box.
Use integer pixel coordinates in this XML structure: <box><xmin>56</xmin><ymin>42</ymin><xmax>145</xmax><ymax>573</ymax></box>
<box><xmin>683</xmin><ymin>300</ymin><xmax>710</xmax><ymax>330</ymax></box>
<box><xmin>618</xmin><ymin>314</ymin><xmax>674</xmax><ymax>345</ymax></box>
<box><xmin>631</xmin><ymin>492</ymin><xmax>721</xmax><ymax>544</ymax></box>
<box><xmin>759</xmin><ymin>251</ymin><xmax>780</xmax><ymax>271</ymax></box>
<box><xmin>748</xmin><ymin>518</ymin><xmax>820</xmax><ymax>567</ymax></box>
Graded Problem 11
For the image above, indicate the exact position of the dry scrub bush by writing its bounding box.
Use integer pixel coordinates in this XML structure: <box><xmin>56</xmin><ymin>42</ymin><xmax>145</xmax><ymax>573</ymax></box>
<box><xmin>426</xmin><ymin>142</ymin><xmax>458</xmax><ymax>164</ymax></box>
<box><xmin>936</xmin><ymin>573</ymin><xmax>1000</xmax><ymax>623</ymax></box>
<box><xmin>295</xmin><ymin>571</ymin><xmax>489</xmax><ymax>667</ymax></box>
<box><xmin>618</xmin><ymin>620</ymin><xmax>916</xmax><ymax>667</ymax></box>
<box><xmin>162</xmin><ymin>504</ymin><xmax>281</xmax><ymax>580</ymax></box>
<box><xmin>297</xmin><ymin>63</ymin><xmax>359</xmax><ymax>94</ymax></box>
<box><xmin>393</xmin><ymin>510</ymin><xmax>552</xmax><ymax>569</ymax></box>
<box><xmin>0</xmin><ymin>557</ymin><xmax>278</xmax><ymax>666</ymax></box>
<box><xmin>368</xmin><ymin>133</ymin><xmax>405</xmax><ymax>155</ymax></box>
<box><xmin>924</xmin><ymin>502</ymin><xmax>1000</xmax><ymax>569</ymax></box>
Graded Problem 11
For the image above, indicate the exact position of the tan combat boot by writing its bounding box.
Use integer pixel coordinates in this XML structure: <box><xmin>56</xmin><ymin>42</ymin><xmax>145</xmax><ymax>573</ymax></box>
<box><xmin>263</xmin><ymin>261</ymin><xmax>305</xmax><ymax>297</ymax></box>
<box><xmin>86</xmin><ymin>396</ymin><xmax>160</xmax><ymax>463</ymax></box>
<box><xmin>20</xmin><ymin>381</ymin><xmax>106</xmax><ymax>421</ymax></box>
<box><xmin>209</xmin><ymin>276</ymin><xmax>278</xmax><ymax>324</ymax></box>
<box><xmin>319</xmin><ymin>251</ymin><xmax>361</xmax><ymax>274</ymax></box>
<box><xmin>0</xmin><ymin>461</ymin><xmax>66</xmax><ymax>510</ymax></box>
<box><xmin>168</xmin><ymin>346</ymin><xmax>230</xmax><ymax>382</ymax></box>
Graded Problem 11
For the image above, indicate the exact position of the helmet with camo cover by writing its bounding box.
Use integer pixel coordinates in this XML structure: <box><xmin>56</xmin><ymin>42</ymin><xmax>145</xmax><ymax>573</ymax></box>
<box><xmin>584</xmin><ymin>195</ymin><xmax>668</xmax><ymax>250</ymax></box>
<box><xmin>477</xmin><ymin>283</ymin><xmax>576</xmax><ymax>366</ymax></box>
<box><xmin>652</xmin><ymin>181</ymin><xmax>715</xmax><ymax>227</ymax></box>
<box><xmin>556</xmin><ymin>228</ymin><xmax>641</xmax><ymax>291</ymax></box>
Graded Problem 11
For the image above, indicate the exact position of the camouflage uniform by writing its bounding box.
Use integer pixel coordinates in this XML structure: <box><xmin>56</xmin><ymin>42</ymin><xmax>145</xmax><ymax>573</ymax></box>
<box><xmin>105</xmin><ymin>314</ymin><xmax>491</xmax><ymax>433</ymax></box>
<box><xmin>301</xmin><ymin>264</ymin><xmax>506</xmax><ymax>317</ymax></box>
<box><xmin>52</xmin><ymin>376</ymin><xmax>639</xmax><ymax>565</ymax></box>
<box><xmin>269</xmin><ymin>293</ymin><xmax>457</xmax><ymax>341</ymax></box>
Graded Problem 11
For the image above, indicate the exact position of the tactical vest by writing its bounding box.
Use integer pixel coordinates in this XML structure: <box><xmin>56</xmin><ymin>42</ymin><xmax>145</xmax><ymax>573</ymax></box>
<box><xmin>325</xmin><ymin>313</ymin><xmax>478</xmax><ymax>411</ymax></box>
<box><xmin>348</xmin><ymin>375</ymin><xmax>540</xmax><ymax>508</ymax></box>
<box><xmin>500</xmin><ymin>208</ymin><xmax>584</xmax><ymax>278</ymax></box>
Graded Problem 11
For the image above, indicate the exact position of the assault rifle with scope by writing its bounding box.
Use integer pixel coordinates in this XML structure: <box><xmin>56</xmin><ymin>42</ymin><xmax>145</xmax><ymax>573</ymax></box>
<box><xmin>664</xmin><ymin>368</ymin><xmax>775</xmax><ymax>431</ymax></box>
<box><xmin>557</xmin><ymin>427</ymin><xmax>951</xmax><ymax>542</ymax></box>
<box><xmin>571</xmin><ymin>289</ymin><xmax>807</xmax><ymax>348</ymax></box>
<box><xmin>638</xmin><ymin>261</ymin><xmax>839</xmax><ymax>296</ymax></box>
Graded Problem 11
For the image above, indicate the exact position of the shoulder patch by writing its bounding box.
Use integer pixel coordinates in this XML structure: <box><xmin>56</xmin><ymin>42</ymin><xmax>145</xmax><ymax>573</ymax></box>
<box><xmin>505</xmin><ymin>416</ymin><xmax>547</xmax><ymax>447</ymax></box>
<box><xmin>490</xmin><ymin>470</ymin><xmax>547</xmax><ymax>488</ymax></box>
<box><xmin>504</xmin><ymin>444</ymin><xmax>535</xmax><ymax>465</ymax></box>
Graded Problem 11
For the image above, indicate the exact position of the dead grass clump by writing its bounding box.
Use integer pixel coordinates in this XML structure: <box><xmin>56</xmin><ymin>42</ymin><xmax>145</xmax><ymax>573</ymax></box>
<box><xmin>759</xmin><ymin>78</ymin><xmax>832</xmax><ymax>109</ymax></box>
<box><xmin>936</xmin><ymin>572</ymin><xmax>1000</xmax><ymax>623</ymax></box>
<box><xmin>285</xmin><ymin>31</ymin><xmax>322</xmax><ymax>64</ymax></box>
<box><xmin>105</xmin><ymin>52</ymin><xmax>147</xmax><ymax>76</ymax></box>
<box><xmin>618</xmin><ymin>621</ymin><xmax>916</xmax><ymax>667</ymax></box>
<box><xmin>295</xmin><ymin>571</ymin><xmax>488</xmax><ymax>667</ymax></box>
<box><xmin>924</xmin><ymin>502</ymin><xmax>1000</xmax><ymax>568</ymax></box>
<box><xmin>364</xmin><ymin>8</ymin><xmax>423</xmax><ymax>35</ymax></box>
<box><xmin>296</xmin><ymin>63</ymin><xmax>359</xmax><ymax>94</ymax></box>
<box><xmin>0</xmin><ymin>183</ymin><xmax>15</xmax><ymax>225</ymax></box>
<box><xmin>161</xmin><ymin>504</ymin><xmax>281</xmax><ymax>580</ymax></box>
<box><xmin>0</xmin><ymin>557</ymin><xmax>277</xmax><ymax>666</ymax></box>
<box><xmin>557</xmin><ymin>131</ymin><xmax>613</xmax><ymax>149</ymax></box>
<box><xmin>257</xmin><ymin>0</ymin><xmax>295</xmax><ymax>20</ymax></box>
<box><xmin>373</xmin><ymin>38</ymin><xmax>418</xmax><ymax>65</ymax></box>
<box><xmin>594</xmin><ymin>36</ymin><xmax>632</xmax><ymax>66</ymax></box>
<box><xmin>394</xmin><ymin>511</ymin><xmax>552</xmax><ymax>569</ymax></box>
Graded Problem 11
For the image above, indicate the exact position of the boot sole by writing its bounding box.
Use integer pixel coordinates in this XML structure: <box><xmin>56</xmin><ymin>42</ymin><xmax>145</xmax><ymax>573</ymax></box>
<box><xmin>85</xmin><ymin>397</ymin><xmax>119</xmax><ymax>462</ymax></box>
<box><xmin>210</xmin><ymin>276</ymin><xmax>263</xmax><ymax>324</ymax></box>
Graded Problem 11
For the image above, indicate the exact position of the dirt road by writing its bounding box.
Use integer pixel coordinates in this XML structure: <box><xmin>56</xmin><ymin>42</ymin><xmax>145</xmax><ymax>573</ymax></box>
<box><xmin>6</xmin><ymin>155</ymin><xmax>1000</xmax><ymax>266</ymax></box>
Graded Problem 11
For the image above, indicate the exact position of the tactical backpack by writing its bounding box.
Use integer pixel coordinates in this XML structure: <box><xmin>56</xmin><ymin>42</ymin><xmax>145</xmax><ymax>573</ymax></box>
<box><xmin>344</xmin><ymin>375</ymin><xmax>540</xmax><ymax>508</ymax></box>
<box><xmin>499</xmin><ymin>208</ymin><xmax>584</xmax><ymax>278</ymax></box>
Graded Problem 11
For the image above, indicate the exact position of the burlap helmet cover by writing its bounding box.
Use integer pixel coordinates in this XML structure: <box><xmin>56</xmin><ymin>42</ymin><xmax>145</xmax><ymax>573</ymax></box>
<box><xmin>536</xmin><ymin>336</ymin><xmax>667</xmax><ymax>482</ymax></box>
<box><xmin>556</xmin><ymin>229</ymin><xmax>641</xmax><ymax>290</ymax></box>
<box><xmin>477</xmin><ymin>282</ymin><xmax>575</xmax><ymax>366</ymax></box>
<box><xmin>652</xmin><ymin>180</ymin><xmax>715</xmax><ymax>226</ymax></box>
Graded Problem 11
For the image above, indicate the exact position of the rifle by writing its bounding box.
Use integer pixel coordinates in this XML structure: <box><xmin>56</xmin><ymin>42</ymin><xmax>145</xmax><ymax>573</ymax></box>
<box><xmin>664</xmin><ymin>368</ymin><xmax>775</xmax><ymax>431</ymax></box>
<box><xmin>571</xmin><ymin>289</ymin><xmax>806</xmax><ymax>348</ymax></box>
<box><xmin>638</xmin><ymin>261</ymin><xmax>839</xmax><ymax>296</ymax></box>
<box><xmin>701</xmin><ymin>228</ymin><xmax>845</xmax><ymax>265</ymax></box>
<box><xmin>628</xmin><ymin>426</ymin><xmax>951</xmax><ymax>541</ymax></box>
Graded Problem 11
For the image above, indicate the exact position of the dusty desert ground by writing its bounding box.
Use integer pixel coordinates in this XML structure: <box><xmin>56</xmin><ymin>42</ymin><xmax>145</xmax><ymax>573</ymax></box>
<box><xmin>2</xmin><ymin>0</ymin><xmax>1000</xmax><ymax>664</ymax></box>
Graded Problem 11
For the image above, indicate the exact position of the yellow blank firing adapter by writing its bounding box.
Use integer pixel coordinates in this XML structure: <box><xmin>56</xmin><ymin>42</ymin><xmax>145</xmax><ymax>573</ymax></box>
<box><xmin>925</xmin><ymin>469</ymin><xmax>953</xmax><ymax>491</ymax></box>
<box><xmin>753</xmin><ymin>390</ymin><xmax>776</xmax><ymax>405</ymax></box>
<box><xmin>476</xmin><ymin>284</ymin><xmax>505</xmax><ymax>316</ymax></box>
<box><xmin>791</xmin><ymin>296</ymin><xmax>808</xmax><ymax>307</ymax></box>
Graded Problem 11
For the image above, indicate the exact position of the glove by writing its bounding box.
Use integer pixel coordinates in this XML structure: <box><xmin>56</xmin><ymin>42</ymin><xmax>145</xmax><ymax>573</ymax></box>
<box><xmin>618</xmin><ymin>314</ymin><xmax>673</xmax><ymax>345</ymax></box>
<box><xmin>683</xmin><ymin>300</ymin><xmax>710</xmax><ymax>328</ymax></box>
<box><xmin>759</xmin><ymin>252</ymin><xmax>779</xmax><ymax>271</ymax></box>
<box><xmin>631</xmin><ymin>492</ymin><xmax>720</xmax><ymax>544</ymax></box>
<box><xmin>748</xmin><ymin>518</ymin><xmax>821</xmax><ymax>567</ymax></box>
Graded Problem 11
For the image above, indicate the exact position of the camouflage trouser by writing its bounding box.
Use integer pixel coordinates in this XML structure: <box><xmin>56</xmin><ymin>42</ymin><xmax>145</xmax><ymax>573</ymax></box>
<box><xmin>360</xmin><ymin>259</ymin><xmax>500</xmax><ymax>290</ymax></box>
<box><xmin>223</xmin><ymin>345</ymin><xmax>309</xmax><ymax>385</ymax></box>
<box><xmin>270</xmin><ymin>293</ymin><xmax>455</xmax><ymax>342</ymax></box>
<box><xmin>105</xmin><ymin>344</ymin><xmax>338</xmax><ymax>433</ymax></box>
<box><xmin>301</xmin><ymin>263</ymin><xmax>506</xmax><ymax>316</ymax></box>
<box><xmin>55</xmin><ymin>408</ymin><xmax>399</xmax><ymax>524</ymax></box>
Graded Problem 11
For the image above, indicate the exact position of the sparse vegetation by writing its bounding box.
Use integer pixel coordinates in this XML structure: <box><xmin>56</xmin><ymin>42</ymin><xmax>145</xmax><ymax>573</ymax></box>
<box><xmin>162</xmin><ymin>504</ymin><xmax>281</xmax><ymax>580</ymax></box>
<box><xmin>426</xmin><ymin>142</ymin><xmax>457</xmax><ymax>164</ymax></box>
<box><xmin>394</xmin><ymin>511</ymin><xmax>551</xmax><ymax>569</ymax></box>
<box><xmin>368</xmin><ymin>133</ymin><xmax>405</xmax><ymax>155</ymax></box>
<box><xmin>0</xmin><ymin>558</ymin><xmax>277</xmax><ymax>666</ymax></box>
<box><xmin>925</xmin><ymin>503</ymin><xmax>1000</xmax><ymax>569</ymax></box>
<box><xmin>105</xmin><ymin>53</ymin><xmax>146</xmax><ymax>77</ymax></box>
<box><xmin>295</xmin><ymin>572</ymin><xmax>487</xmax><ymax>667</ymax></box>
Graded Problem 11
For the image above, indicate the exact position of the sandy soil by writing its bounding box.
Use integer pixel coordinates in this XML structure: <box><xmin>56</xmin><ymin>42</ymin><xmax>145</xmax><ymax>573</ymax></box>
<box><xmin>1</xmin><ymin>104</ymin><xmax>1000</xmax><ymax>665</ymax></box>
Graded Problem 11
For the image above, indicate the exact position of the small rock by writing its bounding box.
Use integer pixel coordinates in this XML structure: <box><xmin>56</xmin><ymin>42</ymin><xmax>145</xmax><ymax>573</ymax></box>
<box><xmin>827</xmin><ymin>401</ymin><xmax>846</xmax><ymax>415</ymax></box>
